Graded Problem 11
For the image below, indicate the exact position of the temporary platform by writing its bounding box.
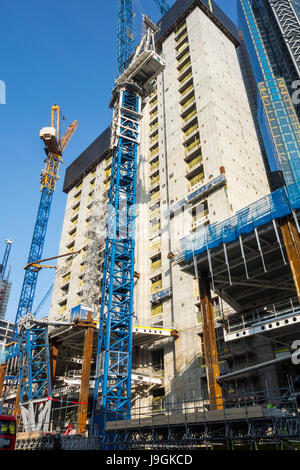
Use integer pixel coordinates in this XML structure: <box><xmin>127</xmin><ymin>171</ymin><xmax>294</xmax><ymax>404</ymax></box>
<box><xmin>177</xmin><ymin>194</ymin><xmax>299</xmax><ymax>315</ymax></box>
<box><xmin>176</xmin><ymin>182</ymin><xmax>300</xmax><ymax>266</ymax></box>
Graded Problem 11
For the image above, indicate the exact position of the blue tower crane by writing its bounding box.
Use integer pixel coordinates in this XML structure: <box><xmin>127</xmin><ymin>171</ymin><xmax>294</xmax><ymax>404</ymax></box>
<box><xmin>13</xmin><ymin>108</ymin><xmax>78</xmax><ymax>430</ymax></box>
<box><xmin>153</xmin><ymin>0</ymin><xmax>169</xmax><ymax>14</ymax></box>
<box><xmin>118</xmin><ymin>0</ymin><xmax>135</xmax><ymax>74</ymax></box>
<box><xmin>0</xmin><ymin>239</ymin><xmax>12</xmax><ymax>281</ymax></box>
<box><xmin>0</xmin><ymin>107</ymin><xmax>77</xmax><ymax>420</ymax></box>
<box><xmin>92</xmin><ymin>0</ymin><xmax>169</xmax><ymax>438</ymax></box>
<box><xmin>14</xmin><ymin>107</ymin><xmax>77</xmax><ymax>331</ymax></box>
<box><xmin>92</xmin><ymin>13</ymin><xmax>165</xmax><ymax>436</ymax></box>
<box><xmin>118</xmin><ymin>0</ymin><xmax>169</xmax><ymax>73</ymax></box>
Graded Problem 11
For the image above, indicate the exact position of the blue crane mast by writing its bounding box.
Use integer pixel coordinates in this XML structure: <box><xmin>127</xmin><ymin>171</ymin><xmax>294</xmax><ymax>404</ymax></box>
<box><xmin>0</xmin><ymin>239</ymin><xmax>12</xmax><ymax>323</ymax></box>
<box><xmin>153</xmin><ymin>0</ymin><xmax>169</xmax><ymax>14</ymax></box>
<box><xmin>14</xmin><ymin>190</ymin><xmax>53</xmax><ymax>330</ymax></box>
<box><xmin>92</xmin><ymin>1</ymin><xmax>167</xmax><ymax>435</ymax></box>
<box><xmin>118</xmin><ymin>0</ymin><xmax>135</xmax><ymax>74</ymax></box>
<box><xmin>0</xmin><ymin>239</ymin><xmax>13</xmax><ymax>281</ymax></box>
<box><xmin>118</xmin><ymin>0</ymin><xmax>169</xmax><ymax>74</ymax></box>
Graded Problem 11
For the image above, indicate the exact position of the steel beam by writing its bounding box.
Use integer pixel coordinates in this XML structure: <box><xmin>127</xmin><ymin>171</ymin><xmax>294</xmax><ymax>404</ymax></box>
<box><xmin>49</xmin><ymin>341</ymin><xmax>59</xmax><ymax>386</ymax></box>
<box><xmin>77</xmin><ymin>312</ymin><xmax>96</xmax><ymax>434</ymax></box>
<box><xmin>0</xmin><ymin>363</ymin><xmax>6</xmax><ymax>398</ymax></box>
<box><xmin>198</xmin><ymin>272</ymin><xmax>223</xmax><ymax>410</ymax></box>
<box><xmin>218</xmin><ymin>353</ymin><xmax>292</xmax><ymax>382</ymax></box>
<box><xmin>279</xmin><ymin>216</ymin><xmax>300</xmax><ymax>301</ymax></box>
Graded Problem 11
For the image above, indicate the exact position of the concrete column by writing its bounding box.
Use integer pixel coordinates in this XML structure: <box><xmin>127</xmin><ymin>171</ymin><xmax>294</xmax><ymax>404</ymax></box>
<box><xmin>279</xmin><ymin>216</ymin><xmax>300</xmax><ymax>302</ymax></box>
<box><xmin>199</xmin><ymin>272</ymin><xmax>223</xmax><ymax>409</ymax></box>
<box><xmin>251</xmin><ymin>335</ymin><xmax>280</xmax><ymax>403</ymax></box>
<box><xmin>76</xmin><ymin>312</ymin><xmax>95</xmax><ymax>434</ymax></box>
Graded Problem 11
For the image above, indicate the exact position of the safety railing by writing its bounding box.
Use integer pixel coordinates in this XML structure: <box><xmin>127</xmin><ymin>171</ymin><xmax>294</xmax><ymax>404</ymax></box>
<box><xmin>225</xmin><ymin>298</ymin><xmax>300</xmax><ymax>334</ymax></box>
<box><xmin>105</xmin><ymin>384</ymin><xmax>300</xmax><ymax>425</ymax></box>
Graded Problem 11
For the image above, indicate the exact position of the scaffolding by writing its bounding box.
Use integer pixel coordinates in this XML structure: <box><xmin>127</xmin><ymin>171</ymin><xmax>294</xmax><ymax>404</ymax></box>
<box><xmin>83</xmin><ymin>173</ymin><xmax>109</xmax><ymax>312</ymax></box>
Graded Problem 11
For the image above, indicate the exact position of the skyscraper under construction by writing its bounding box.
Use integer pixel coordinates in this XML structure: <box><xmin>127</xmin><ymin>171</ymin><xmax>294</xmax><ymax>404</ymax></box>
<box><xmin>48</xmin><ymin>0</ymin><xmax>270</xmax><ymax>410</ymax></box>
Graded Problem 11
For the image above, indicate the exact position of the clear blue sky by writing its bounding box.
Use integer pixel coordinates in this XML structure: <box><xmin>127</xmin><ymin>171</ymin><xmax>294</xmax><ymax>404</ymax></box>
<box><xmin>0</xmin><ymin>0</ymin><xmax>238</xmax><ymax>322</ymax></box>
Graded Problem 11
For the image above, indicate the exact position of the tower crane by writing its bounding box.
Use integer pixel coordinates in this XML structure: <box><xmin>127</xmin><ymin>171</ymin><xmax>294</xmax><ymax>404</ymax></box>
<box><xmin>12</xmin><ymin>104</ymin><xmax>78</xmax><ymax>428</ymax></box>
<box><xmin>0</xmin><ymin>239</ymin><xmax>13</xmax><ymax>281</ymax></box>
<box><xmin>14</xmin><ymin>106</ymin><xmax>78</xmax><ymax>330</ymax></box>
<box><xmin>92</xmin><ymin>2</ymin><xmax>169</xmax><ymax>436</ymax></box>
<box><xmin>153</xmin><ymin>0</ymin><xmax>169</xmax><ymax>14</ymax></box>
<box><xmin>0</xmin><ymin>239</ymin><xmax>13</xmax><ymax>321</ymax></box>
<box><xmin>118</xmin><ymin>0</ymin><xmax>169</xmax><ymax>73</ymax></box>
<box><xmin>0</xmin><ymin>106</ymin><xmax>77</xmax><ymax>424</ymax></box>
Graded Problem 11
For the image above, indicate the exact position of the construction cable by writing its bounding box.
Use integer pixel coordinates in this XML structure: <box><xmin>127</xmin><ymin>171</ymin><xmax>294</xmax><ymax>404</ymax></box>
<box><xmin>48</xmin><ymin>396</ymin><xmax>88</xmax><ymax>406</ymax></box>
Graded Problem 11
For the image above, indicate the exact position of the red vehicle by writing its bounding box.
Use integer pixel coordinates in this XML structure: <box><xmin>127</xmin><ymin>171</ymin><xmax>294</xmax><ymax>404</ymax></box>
<box><xmin>0</xmin><ymin>415</ymin><xmax>16</xmax><ymax>450</ymax></box>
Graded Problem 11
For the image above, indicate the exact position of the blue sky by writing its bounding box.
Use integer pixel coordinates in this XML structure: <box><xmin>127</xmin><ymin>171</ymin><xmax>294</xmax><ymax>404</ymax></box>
<box><xmin>0</xmin><ymin>0</ymin><xmax>238</xmax><ymax>322</ymax></box>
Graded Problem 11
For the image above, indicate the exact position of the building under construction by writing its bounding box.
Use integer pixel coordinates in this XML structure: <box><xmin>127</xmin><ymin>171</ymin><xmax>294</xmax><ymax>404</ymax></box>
<box><xmin>1</xmin><ymin>0</ymin><xmax>300</xmax><ymax>451</ymax></box>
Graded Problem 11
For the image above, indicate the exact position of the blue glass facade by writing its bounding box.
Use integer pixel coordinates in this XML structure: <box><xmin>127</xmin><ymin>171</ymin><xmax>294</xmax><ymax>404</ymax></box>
<box><xmin>251</xmin><ymin>0</ymin><xmax>300</xmax><ymax>109</ymax></box>
<box><xmin>238</xmin><ymin>0</ymin><xmax>300</xmax><ymax>186</ymax></box>
<box><xmin>292</xmin><ymin>0</ymin><xmax>300</xmax><ymax>21</ymax></box>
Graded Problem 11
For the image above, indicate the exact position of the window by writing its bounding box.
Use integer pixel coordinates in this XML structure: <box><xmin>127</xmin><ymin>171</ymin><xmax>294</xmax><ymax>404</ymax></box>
<box><xmin>151</xmin><ymin>254</ymin><xmax>162</xmax><ymax>272</ymax></box>
<box><xmin>152</xmin><ymin>387</ymin><xmax>165</xmax><ymax>413</ymax></box>
<box><xmin>151</xmin><ymin>302</ymin><xmax>163</xmax><ymax>317</ymax></box>
<box><xmin>151</xmin><ymin>276</ymin><xmax>162</xmax><ymax>294</ymax></box>
<box><xmin>189</xmin><ymin>171</ymin><xmax>204</xmax><ymax>187</ymax></box>
<box><xmin>58</xmin><ymin>301</ymin><xmax>67</xmax><ymax>316</ymax></box>
<box><xmin>192</xmin><ymin>200</ymin><xmax>208</xmax><ymax>222</ymax></box>
<box><xmin>151</xmin><ymin>349</ymin><xmax>164</xmax><ymax>372</ymax></box>
<box><xmin>62</xmin><ymin>273</ymin><xmax>71</xmax><ymax>285</ymax></box>
<box><xmin>195</xmin><ymin>308</ymin><xmax>202</xmax><ymax>326</ymax></box>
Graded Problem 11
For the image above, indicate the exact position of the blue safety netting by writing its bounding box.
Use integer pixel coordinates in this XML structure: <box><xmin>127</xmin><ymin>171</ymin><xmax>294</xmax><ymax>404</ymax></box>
<box><xmin>178</xmin><ymin>182</ymin><xmax>300</xmax><ymax>263</ymax></box>
<box><xmin>1</xmin><ymin>343</ymin><xmax>18</xmax><ymax>364</ymax></box>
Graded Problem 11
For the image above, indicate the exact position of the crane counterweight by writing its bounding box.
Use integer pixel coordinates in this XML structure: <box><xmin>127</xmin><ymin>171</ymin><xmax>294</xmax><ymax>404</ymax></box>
<box><xmin>39</xmin><ymin>126</ymin><xmax>62</xmax><ymax>156</ymax></box>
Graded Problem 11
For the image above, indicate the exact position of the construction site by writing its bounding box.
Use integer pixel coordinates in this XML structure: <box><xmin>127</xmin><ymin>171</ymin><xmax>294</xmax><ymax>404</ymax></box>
<box><xmin>1</xmin><ymin>0</ymin><xmax>300</xmax><ymax>452</ymax></box>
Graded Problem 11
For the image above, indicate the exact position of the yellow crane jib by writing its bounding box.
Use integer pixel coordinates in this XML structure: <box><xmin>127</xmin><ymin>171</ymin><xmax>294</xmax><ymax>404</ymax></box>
<box><xmin>60</xmin><ymin>120</ymin><xmax>78</xmax><ymax>154</ymax></box>
<box><xmin>39</xmin><ymin>105</ymin><xmax>78</xmax><ymax>191</ymax></box>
